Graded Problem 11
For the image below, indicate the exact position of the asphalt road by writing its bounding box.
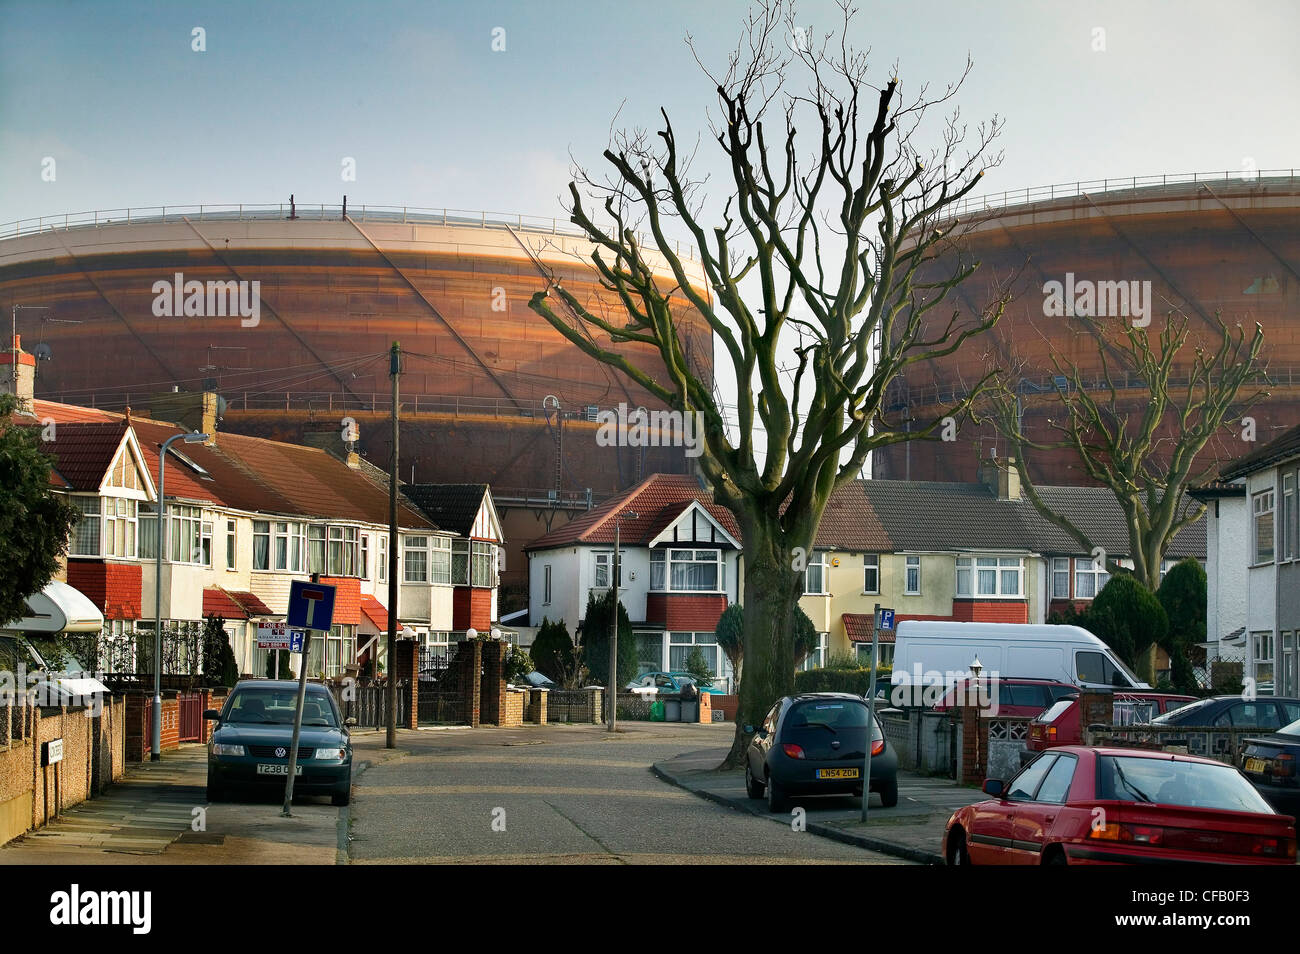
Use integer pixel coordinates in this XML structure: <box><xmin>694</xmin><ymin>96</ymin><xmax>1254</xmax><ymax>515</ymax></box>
<box><xmin>346</xmin><ymin>721</ymin><xmax>910</xmax><ymax>864</ymax></box>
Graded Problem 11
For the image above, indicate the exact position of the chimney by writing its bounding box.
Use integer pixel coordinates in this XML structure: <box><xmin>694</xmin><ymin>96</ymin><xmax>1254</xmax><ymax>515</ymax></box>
<box><xmin>0</xmin><ymin>334</ymin><xmax>36</xmax><ymax>415</ymax></box>
<box><xmin>150</xmin><ymin>389</ymin><xmax>220</xmax><ymax>444</ymax></box>
<box><xmin>978</xmin><ymin>455</ymin><xmax>1021</xmax><ymax>501</ymax></box>
<box><xmin>301</xmin><ymin>421</ymin><xmax>362</xmax><ymax>468</ymax></box>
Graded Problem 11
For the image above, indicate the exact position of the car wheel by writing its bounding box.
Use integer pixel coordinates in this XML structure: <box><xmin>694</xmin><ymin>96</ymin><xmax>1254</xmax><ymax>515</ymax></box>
<box><xmin>947</xmin><ymin>829</ymin><xmax>970</xmax><ymax>866</ymax></box>
<box><xmin>1044</xmin><ymin>847</ymin><xmax>1068</xmax><ymax>865</ymax></box>
<box><xmin>745</xmin><ymin>762</ymin><xmax>765</xmax><ymax>799</ymax></box>
<box><xmin>766</xmin><ymin>774</ymin><xmax>789</xmax><ymax>813</ymax></box>
<box><xmin>331</xmin><ymin>786</ymin><xmax>351</xmax><ymax>807</ymax></box>
<box><xmin>879</xmin><ymin>779</ymin><xmax>899</xmax><ymax>808</ymax></box>
<box><xmin>206</xmin><ymin>777</ymin><xmax>225</xmax><ymax>803</ymax></box>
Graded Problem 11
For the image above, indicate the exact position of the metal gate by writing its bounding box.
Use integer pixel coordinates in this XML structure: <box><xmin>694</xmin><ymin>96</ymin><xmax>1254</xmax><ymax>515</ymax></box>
<box><xmin>178</xmin><ymin>690</ymin><xmax>204</xmax><ymax>742</ymax></box>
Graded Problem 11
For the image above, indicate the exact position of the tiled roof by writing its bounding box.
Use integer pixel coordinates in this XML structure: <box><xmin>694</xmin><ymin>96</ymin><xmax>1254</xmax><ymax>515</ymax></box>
<box><xmin>1220</xmin><ymin>421</ymin><xmax>1300</xmax><ymax>481</ymax></box>
<box><xmin>202</xmin><ymin>588</ymin><xmax>275</xmax><ymax>620</ymax></box>
<box><xmin>31</xmin><ymin>421</ymin><xmax>127</xmax><ymax>491</ymax></box>
<box><xmin>526</xmin><ymin>473</ymin><xmax>740</xmax><ymax>550</ymax></box>
<box><xmin>402</xmin><ymin>483</ymin><xmax>492</xmax><ymax>535</ymax></box>
<box><xmin>359</xmin><ymin>594</ymin><xmax>389</xmax><ymax>629</ymax></box>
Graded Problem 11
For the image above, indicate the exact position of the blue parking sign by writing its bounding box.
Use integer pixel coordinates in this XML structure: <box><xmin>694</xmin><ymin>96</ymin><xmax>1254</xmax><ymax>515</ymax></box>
<box><xmin>286</xmin><ymin>580</ymin><xmax>336</xmax><ymax>632</ymax></box>
<box><xmin>878</xmin><ymin>608</ymin><xmax>896</xmax><ymax>632</ymax></box>
<box><xmin>289</xmin><ymin>629</ymin><xmax>306</xmax><ymax>653</ymax></box>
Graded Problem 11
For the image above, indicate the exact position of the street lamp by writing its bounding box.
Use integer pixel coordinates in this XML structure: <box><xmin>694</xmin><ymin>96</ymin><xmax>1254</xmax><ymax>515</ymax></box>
<box><xmin>608</xmin><ymin>510</ymin><xmax>638</xmax><ymax>733</ymax></box>
<box><xmin>151</xmin><ymin>430</ymin><xmax>209</xmax><ymax>761</ymax></box>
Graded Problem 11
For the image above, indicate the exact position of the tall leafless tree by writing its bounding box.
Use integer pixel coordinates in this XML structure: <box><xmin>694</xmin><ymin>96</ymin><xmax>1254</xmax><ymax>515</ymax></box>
<box><xmin>528</xmin><ymin>0</ymin><xmax>1007</xmax><ymax>765</ymax></box>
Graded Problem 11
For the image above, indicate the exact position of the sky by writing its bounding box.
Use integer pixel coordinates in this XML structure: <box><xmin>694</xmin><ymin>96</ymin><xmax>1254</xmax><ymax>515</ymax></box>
<box><xmin>3</xmin><ymin>0</ymin><xmax>1299</xmax><ymax>225</ymax></box>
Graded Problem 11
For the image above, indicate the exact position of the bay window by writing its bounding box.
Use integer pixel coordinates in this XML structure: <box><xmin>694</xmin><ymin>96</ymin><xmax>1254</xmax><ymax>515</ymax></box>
<box><xmin>308</xmin><ymin>525</ymin><xmax>326</xmax><ymax>575</ymax></box>
<box><xmin>431</xmin><ymin>536</ymin><xmax>451</xmax><ymax>584</ymax></box>
<box><xmin>167</xmin><ymin>506</ymin><xmax>205</xmax><ymax>565</ymax></box>
<box><xmin>253</xmin><ymin>520</ymin><xmax>271</xmax><ymax>570</ymax></box>
<box><xmin>378</xmin><ymin>535</ymin><xmax>387</xmax><ymax>583</ymax></box>
<box><xmin>328</xmin><ymin>525</ymin><xmax>360</xmax><ymax>576</ymax></box>
<box><xmin>955</xmin><ymin>556</ymin><xmax>1023</xmax><ymax>598</ymax></box>
<box><xmin>404</xmin><ymin>536</ymin><xmax>429</xmax><ymax>583</ymax></box>
<box><xmin>70</xmin><ymin>496</ymin><xmax>102</xmax><ymax>556</ymax></box>
<box><xmin>452</xmin><ymin>539</ymin><xmax>470</xmax><ymax>585</ymax></box>
<box><xmin>471</xmin><ymin>541</ymin><xmax>496</xmax><ymax>586</ymax></box>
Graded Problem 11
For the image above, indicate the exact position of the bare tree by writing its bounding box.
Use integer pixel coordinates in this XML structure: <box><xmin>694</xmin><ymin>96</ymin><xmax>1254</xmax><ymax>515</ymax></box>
<box><xmin>528</xmin><ymin>0</ymin><xmax>1007</xmax><ymax>765</ymax></box>
<box><xmin>986</xmin><ymin>312</ymin><xmax>1267</xmax><ymax>591</ymax></box>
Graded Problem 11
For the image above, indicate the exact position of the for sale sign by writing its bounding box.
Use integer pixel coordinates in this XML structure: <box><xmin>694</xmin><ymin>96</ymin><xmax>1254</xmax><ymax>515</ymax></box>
<box><xmin>257</xmin><ymin>621</ymin><xmax>304</xmax><ymax>651</ymax></box>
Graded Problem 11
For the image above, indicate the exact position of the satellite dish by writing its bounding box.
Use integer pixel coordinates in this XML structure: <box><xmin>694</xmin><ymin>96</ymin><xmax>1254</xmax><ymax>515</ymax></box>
<box><xmin>34</xmin><ymin>343</ymin><xmax>52</xmax><ymax>361</ymax></box>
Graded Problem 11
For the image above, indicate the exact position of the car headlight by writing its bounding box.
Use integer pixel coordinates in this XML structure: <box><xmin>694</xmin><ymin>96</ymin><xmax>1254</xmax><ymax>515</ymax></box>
<box><xmin>315</xmin><ymin>747</ymin><xmax>348</xmax><ymax>761</ymax></box>
<box><xmin>211</xmin><ymin>743</ymin><xmax>245</xmax><ymax>757</ymax></box>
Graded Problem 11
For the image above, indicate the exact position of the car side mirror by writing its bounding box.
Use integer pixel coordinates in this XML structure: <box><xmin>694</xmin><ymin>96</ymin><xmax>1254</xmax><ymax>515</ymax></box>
<box><xmin>345</xmin><ymin>717</ymin><xmax>357</xmax><ymax>727</ymax></box>
<box><xmin>982</xmin><ymin>778</ymin><xmax>1004</xmax><ymax>798</ymax></box>
<box><xmin>743</xmin><ymin>724</ymin><xmax>755</xmax><ymax>734</ymax></box>
<box><xmin>203</xmin><ymin>709</ymin><xmax>221</xmax><ymax>722</ymax></box>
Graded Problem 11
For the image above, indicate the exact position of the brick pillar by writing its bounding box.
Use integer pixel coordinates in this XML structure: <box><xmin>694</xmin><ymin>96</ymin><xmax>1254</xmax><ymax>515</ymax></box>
<box><xmin>527</xmin><ymin>688</ymin><xmax>548</xmax><ymax>724</ymax></box>
<box><xmin>393</xmin><ymin>639</ymin><xmax>419</xmax><ymax>729</ymax></box>
<box><xmin>587</xmin><ymin>687</ymin><xmax>603</xmax><ymax>724</ymax></box>
<box><xmin>456</xmin><ymin>640</ymin><xmax>483</xmax><ymax>727</ymax></box>
<box><xmin>481</xmin><ymin>640</ymin><xmax>506</xmax><ymax>725</ymax></box>
<box><xmin>1078</xmin><ymin>688</ymin><xmax>1114</xmax><ymax>745</ymax></box>
<box><xmin>960</xmin><ymin>704</ymin><xmax>982</xmax><ymax>785</ymax></box>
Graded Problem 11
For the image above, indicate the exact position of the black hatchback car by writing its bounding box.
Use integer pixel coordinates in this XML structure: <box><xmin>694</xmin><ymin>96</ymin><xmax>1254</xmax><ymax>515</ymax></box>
<box><xmin>206</xmin><ymin>680</ymin><xmax>354</xmax><ymax>805</ymax></box>
<box><xmin>744</xmin><ymin>693</ymin><xmax>898</xmax><ymax>812</ymax></box>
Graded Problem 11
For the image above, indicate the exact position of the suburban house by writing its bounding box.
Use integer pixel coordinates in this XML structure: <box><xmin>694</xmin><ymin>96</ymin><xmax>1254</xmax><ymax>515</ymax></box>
<box><xmin>524</xmin><ymin>461</ymin><xmax>1205</xmax><ymax>687</ymax></box>
<box><xmin>5</xmin><ymin>349</ymin><xmax>504</xmax><ymax>680</ymax></box>
<box><xmin>1198</xmin><ymin>424</ymin><xmax>1300</xmax><ymax>695</ymax></box>
<box><xmin>525</xmin><ymin>474</ymin><xmax>742</xmax><ymax>690</ymax></box>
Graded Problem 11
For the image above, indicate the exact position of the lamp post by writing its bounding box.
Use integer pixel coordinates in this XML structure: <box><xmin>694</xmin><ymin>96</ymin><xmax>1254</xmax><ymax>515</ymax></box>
<box><xmin>151</xmin><ymin>430</ymin><xmax>209</xmax><ymax>761</ymax></box>
<box><xmin>608</xmin><ymin>510</ymin><xmax>638</xmax><ymax>733</ymax></box>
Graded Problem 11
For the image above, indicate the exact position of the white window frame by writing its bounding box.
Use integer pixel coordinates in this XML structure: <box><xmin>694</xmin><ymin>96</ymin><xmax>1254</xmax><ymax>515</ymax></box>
<box><xmin>1254</xmin><ymin>489</ymin><xmax>1276</xmax><ymax>565</ymax></box>
<box><xmin>430</xmin><ymin>536</ymin><xmax>452</xmax><ymax>584</ymax></box>
<box><xmin>1051</xmin><ymin>557</ymin><xmax>1070</xmax><ymax>599</ymax></box>
<box><xmin>863</xmin><ymin>554</ymin><xmax>879</xmax><ymax>594</ymax></box>
<box><xmin>378</xmin><ymin>534</ymin><xmax>388</xmax><ymax>583</ymax></box>
<box><xmin>904</xmin><ymin>556</ymin><xmax>921</xmax><ymax>595</ymax></box>
<box><xmin>804</xmin><ymin>551</ymin><xmax>827</xmax><ymax>595</ymax></box>
<box><xmin>1284</xmin><ymin>475</ymin><xmax>1295</xmax><ymax>561</ymax></box>
<box><xmin>225</xmin><ymin>519</ymin><xmax>237</xmax><ymax>570</ymax></box>
<box><xmin>103</xmin><ymin>496</ymin><xmax>139</xmax><ymax>559</ymax></box>
<box><xmin>1074</xmin><ymin>556</ymin><xmax>1109</xmax><ymax>600</ymax></box>
<box><xmin>955</xmin><ymin>555</ymin><xmax>1023</xmax><ymax>598</ymax></box>
<box><xmin>649</xmin><ymin>548</ymin><xmax>724</xmax><ymax>593</ymax></box>
<box><xmin>543</xmin><ymin>564</ymin><xmax>552</xmax><ymax>605</ymax></box>
<box><xmin>404</xmin><ymin>536</ymin><xmax>429</xmax><ymax>583</ymax></box>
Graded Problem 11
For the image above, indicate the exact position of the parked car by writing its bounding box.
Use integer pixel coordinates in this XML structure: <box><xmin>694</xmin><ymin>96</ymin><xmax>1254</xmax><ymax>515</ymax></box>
<box><xmin>928</xmin><ymin>677</ymin><xmax>1077</xmax><ymax>717</ymax></box>
<box><xmin>625</xmin><ymin>671</ymin><xmax>725</xmax><ymax>694</ymax></box>
<box><xmin>943</xmin><ymin>746</ymin><xmax>1296</xmax><ymax>865</ymax></box>
<box><xmin>1149</xmin><ymin>695</ymin><xmax>1300</xmax><ymax>730</ymax></box>
<box><xmin>744</xmin><ymin>692</ymin><xmax>898</xmax><ymax>812</ymax></box>
<box><xmin>1239</xmin><ymin>716</ymin><xmax>1300</xmax><ymax>820</ymax></box>
<box><xmin>1021</xmin><ymin>692</ymin><xmax>1196</xmax><ymax>765</ymax></box>
<box><xmin>891</xmin><ymin>620</ymin><xmax>1150</xmax><ymax>692</ymax></box>
<box><xmin>206</xmin><ymin>680</ymin><xmax>354</xmax><ymax>806</ymax></box>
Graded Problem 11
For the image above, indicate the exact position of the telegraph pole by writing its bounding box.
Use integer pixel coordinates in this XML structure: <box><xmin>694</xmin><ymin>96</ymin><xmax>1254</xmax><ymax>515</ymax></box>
<box><xmin>386</xmin><ymin>341</ymin><xmax>401</xmax><ymax>749</ymax></box>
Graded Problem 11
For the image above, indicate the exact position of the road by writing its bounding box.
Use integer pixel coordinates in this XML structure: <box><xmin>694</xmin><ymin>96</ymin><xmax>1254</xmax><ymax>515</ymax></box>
<box><xmin>346</xmin><ymin>721</ymin><xmax>909</xmax><ymax>864</ymax></box>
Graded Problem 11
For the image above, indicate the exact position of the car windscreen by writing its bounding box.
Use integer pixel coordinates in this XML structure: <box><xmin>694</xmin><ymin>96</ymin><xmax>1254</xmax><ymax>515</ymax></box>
<box><xmin>1038</xmin><ymin>699</ymin><xmax>1074</xmax><ymax>724</ymax></box>
<box><xmin>786</xmin><ymin>701</ymin><xmax>881</xmax><ymax>739</ymax></box>
<box><xmin>225</xmin><ymin>687</ymin><xmax>338</xmax><ymax>727</ymax></box>
<box><xmin>1278</xmin><ymin>717</ymin><xmax>1300</xmax><ymax>738</ymax></box>
<box><xmin>1096</xmin><ymin>755</ymin><xmax>1276</xmax><ymax>814</ymax></box>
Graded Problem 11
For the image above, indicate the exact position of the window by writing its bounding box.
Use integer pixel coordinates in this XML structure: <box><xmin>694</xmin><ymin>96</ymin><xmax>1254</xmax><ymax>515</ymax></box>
<box><xmin>361</xmin><ymin>534</ymin><xmax>369</xmax><ymax>578</ymax></box>
<box><xmin>1007</xmin><ymin>754</ymin><xmax>1057</xmax><ymax>800</ymax></box>
<box><xmin>955</xmin><ymin>556</ymin><xmax>1023</xmax><ymax>598</ymax></box>
<box><xmin>1254</xmin><ymin>489</ymin><xmax>1275</xmax><ymax>564</ymax></box>
<box><xmin>404</xmin><ymin>536</ymin><xmax>429</xmax><ymax>583</ymax></box>
<box><xmin>452</xmin><ymin>539</ymin><xmax>470</xmax><ymax>585</ymax></box>
<box><xmin>1252</xmin><ymin>631</ymin><xmax>1274</xmax><ymax>684</ymax></box>
<box><xmin>200</xmin><ymin>520</ymin><xmax>212</xmax><ymax>567</ymax></box>
<box><xmin>267</xmin><ymin>522</ymin><xmax>305</xmax><ymax>572</ymax></box>
<box><xmin>431</xmin><ymin>537</ymin><xmax>451</xmax><ymax>584</ymax></box>
<box><xmin>308</xmin><ymin>525</ymin><xmax>326</xmax><ymax>575</ymax></box>
<box><xmin>1034</xmin><ymin>753</ymin><xmax>1078</xmax><ymax>803</ymax></box>
<box><xmin>864</xmin><ymin>554</ymin><xmax>879</xmax><ymax>594</ymax></box>
<box><xmin>328</xmin><ymin>525</ymin><xmax>360</xmax><ymax>576</ymax></box>
<box><xmin>225</xmin><ymin>520</ymin><xmax>236</xmax><ymax>570</ymax></box>
<box><xmin>594</xmin><ymin>551</ymin><xmax>617</xmax><ymax>589</ymax></box>
<box><xmin>1074</xmin><ymin>557</ymin><xmax>1108</xmax><ymax>599</ymax></box>
<box><xmin>651</xmin><ymin>549</ymin><xmax>724</xmax><ymax>592</ymax></box>
<box><xmin>378</xmin><ymin>535</ymin><xmax>387</xmax><ymax>583</ymax></box>
<box><xmin>1051</xmin><ymin>557</ymin><xmax>1070</xmax><ymax>599</ymax></box>
<box><xmin>668</xmin><ymin>632</ymin><xmax>719</xmax><ymax>675</ymax></box>
<box><xmin>102</xmin><ymin>497</ymin><xmax>138</xmax><ymax>558</ymax></box>
<box><xmin>167</xmin><ymin>505</ymin><xmax>206</xmax><ymax>565</ymax></box>
<box><xmin>307</xmin><ymin>624</ymin><xmax>357</xmax><ymax>679</ymax></box>
<box><xmin>904</xmin><ymin>556</ymin><xmax>921</xmax><ymax>595</ymax></box>
<box><xmin>472</xmin><ymin>541</ymin><xmax>496</xmax><ymax>587</ymax></box>
<box><xmin>543</xmin><ymin>565</ymin><xmax>552</xmax><ymax>605</ymax></box>
<box><xmin>70</xmin><ymin>496</ymin><xmax>102</xmax><ymax>556</ymax></box>
<box><xmin>855</xmin><ymin>642</ymin><xmax>895</xmax><ymax>668</ymax></box>
<box><xmin>804</xmin><ymin>552</ymin><xmax>827</xmax><ymax>595</ymax></box>
<box><xmin>1284</xmin><ymin>476</ymin><xmax>1295</xmax><ymax>560</ymax></box>
<box><xmin>253</xmin><ymin>520</ymin><xmax>270</xmax><ymax>570</ymax></box>
<box><xmin>1075</xmin><ymin>650</ymin><xmax>1137</xmax><ymax>688</ymax></box>
<box><xmin>797</xmin><ymin>632</ymin><xmax>829</xmax><ymax>671</ymax></box>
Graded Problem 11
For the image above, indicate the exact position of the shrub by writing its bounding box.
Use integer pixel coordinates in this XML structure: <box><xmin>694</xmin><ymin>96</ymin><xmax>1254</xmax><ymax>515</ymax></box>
<box><xmin>581</xmin><ymin>589</ymin><xmax>638</xmax><ymax>688</ymax></box>
<box><xmin>201</xmin><ymin>614</ymin><xmax>239</xmax><ymax>688</ymax></box>
<box><xmin>530</xmin><ymin>617</ymin><xmax>574</xmax><ymax>682</ymax></box>
<box><xmin>1089</xmin><ymin>574</ymin><xmax>1168</xmax><ymax>680</ymax></box>
<box><xmin>683</xmin><ymin>645</ymin><xmax>715</xmax><ymax>685</ymax></box>
<box><xmin>794</xmin><ymin>667</ymin><xmax>873</xmax><ymax>696</ymax></box>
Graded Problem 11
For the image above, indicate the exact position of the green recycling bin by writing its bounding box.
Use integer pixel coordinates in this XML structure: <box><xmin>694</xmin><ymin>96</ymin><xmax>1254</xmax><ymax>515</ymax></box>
<box><xmin>649</xmin><ymin>700</ymin><xmax>666</xmax><ymax>722</ymax></box>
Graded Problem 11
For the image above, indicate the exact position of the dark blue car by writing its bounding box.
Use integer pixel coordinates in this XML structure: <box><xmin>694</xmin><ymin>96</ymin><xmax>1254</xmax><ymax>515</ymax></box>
<box><xmin>206</xmin><ymin>680</ymin><xmax>354</xmax><ymax>806</ymax></box>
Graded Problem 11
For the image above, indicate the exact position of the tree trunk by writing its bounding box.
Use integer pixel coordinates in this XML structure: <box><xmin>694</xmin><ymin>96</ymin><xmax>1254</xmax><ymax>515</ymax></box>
<box><xmin>720</xmin><ymin>524</ymin><xmax>802</xmax><ymax>769</ymax></box>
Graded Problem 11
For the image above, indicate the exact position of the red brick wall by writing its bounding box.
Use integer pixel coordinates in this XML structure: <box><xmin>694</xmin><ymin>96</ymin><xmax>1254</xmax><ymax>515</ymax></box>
<box><xmin>320</xmin><ymin>577</ymin><xmax>361</xmax><ymax>625</ymax></box>
<box><xmin>123</xmin><ymin>694</ymin><xmax>180</xmax><ymax>762</ymax></box>
<box><xmin>645</xmin><ymin>593</ymin><xmax>728</xmax><ymax>631</ymax></box>
<box><xmin>66</xmin><ymin>560</ymin><xmax>143</xmax><ymax>620</ymax></box>
<box><xmin>951</xmin><ymin>600</ymin><xmax>1028</xmax><ymax>623</ymax></box>
<box><xmin>452</xmin><ymin>587</ymin><xmax>493</xmax><ymax>632</ymax></box>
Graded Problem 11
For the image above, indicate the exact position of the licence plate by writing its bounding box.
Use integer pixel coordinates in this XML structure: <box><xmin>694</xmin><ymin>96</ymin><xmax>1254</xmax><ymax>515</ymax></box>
<box><xmin>1245</xmin><ymin>757</ymin><xmax>1267</xmax><ymax>774</ymax></box>
<box><xmin>256</xmin><ymin>763</ymin><xmax>303</xmax><ymax>776</ymax></box>
<box><xmin>816</xmin><ymin>768</ymin><xmax>860</xmax><ymax>780</ymax></box>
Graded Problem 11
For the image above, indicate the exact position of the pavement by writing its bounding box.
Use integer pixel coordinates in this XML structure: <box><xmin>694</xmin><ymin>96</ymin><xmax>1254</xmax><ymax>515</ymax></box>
<box><xmin>652</xmin><ymin>746</ymin><xmax>985</xmax><ymax>865</ymax></box>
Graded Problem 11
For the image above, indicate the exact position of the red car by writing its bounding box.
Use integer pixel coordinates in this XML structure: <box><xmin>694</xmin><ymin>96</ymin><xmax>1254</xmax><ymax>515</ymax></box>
<box><xmin>943</xmin><ymin>746</ymin><xmax>1296</xmax><ymax>865</ymax></box>
<box><xmin>1023</xmin><ymin>692</ymin><xmax>1196</xmax><ymax>765</ymax></box>
<box><xmin>929</xmin><ymin>678</ymin><xmax>1077</xmax><ymax>718</ymax></box>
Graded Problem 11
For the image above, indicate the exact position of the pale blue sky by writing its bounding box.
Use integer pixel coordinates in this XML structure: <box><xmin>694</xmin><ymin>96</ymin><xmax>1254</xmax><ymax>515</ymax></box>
<box><xmin>3</xmin><ymin>0</ymin><xmax>1298</xmax><ymax>226</ymax></box>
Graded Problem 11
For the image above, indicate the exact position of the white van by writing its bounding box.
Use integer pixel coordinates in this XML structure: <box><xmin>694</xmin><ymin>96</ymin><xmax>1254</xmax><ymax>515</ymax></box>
<box><xmin>889</xmin><ymin>620</ymin><xmax>1149</xmax><ymax>694</ymax></box>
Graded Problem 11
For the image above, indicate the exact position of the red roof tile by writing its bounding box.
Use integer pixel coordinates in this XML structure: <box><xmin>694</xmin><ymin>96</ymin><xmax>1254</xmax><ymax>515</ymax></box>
<box><xmin>31</xmin><ymin>421</ymin><xmax>128</xmax><ymax>492</ymax></box>
<box><xmin>359</xmin><ymin>594</ymin><xmax>389</xmax><ymax>629</ymax></box>
<box><xmin>203</xmin><ymin>588</ymin><xmax>276</xmax><ymax>619</ymax></box>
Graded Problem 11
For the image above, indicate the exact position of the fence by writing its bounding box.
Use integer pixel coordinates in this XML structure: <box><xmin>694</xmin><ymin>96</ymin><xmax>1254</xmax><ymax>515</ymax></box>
<box><xmin>547</xmin><ymin>689</ymin><xmax>602</xmax><ymax>724</ymax></box>
<box><xmin>332</xmin><ymin>682</ymin><xmax>411</xmax><ymax>729</ymax></box>
<box><xmin>879</xmin><ymin>708</ymin><xmax>959</xmax><ymax>778</ymax></box>
<box><xmin>417</xmin><ymin>690</ymin><xmax>466</xmax><ymax>725</ymax></box>
<box><xmin>1085</xmin><ymin>724</ymin><xmax>1271</xmax><ymax>766</ymax></box>
<box><xmin>615</xmin><ymin>692</ymin><xmax>655</xmax><ymax>721</ymax></box>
